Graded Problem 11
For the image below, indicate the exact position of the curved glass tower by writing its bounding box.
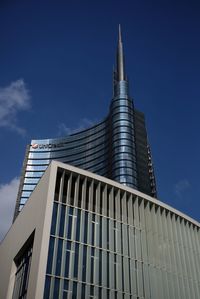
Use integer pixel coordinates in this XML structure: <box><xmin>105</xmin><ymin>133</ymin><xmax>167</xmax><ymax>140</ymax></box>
<box><xmin>111</xmin><ymin>26</ymin><xmax>137</xmax><ymax>187</ymax></box>
<box><xmin>14</xmin><ymin>26</ymin><xmax>157</xmax><ymax>220</ymax></box>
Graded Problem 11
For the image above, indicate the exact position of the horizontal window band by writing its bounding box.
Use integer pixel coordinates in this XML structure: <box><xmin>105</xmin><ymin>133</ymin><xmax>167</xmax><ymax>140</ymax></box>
<box><xmin>111</xmin><ymin>97</ymin><xmax>132</xmax><ymax>104</ymax></box>
<box><xmin>27</xmin><ymin>151</ymin><xmax>109</xmax><ymax>169</ymax></box>
<box><xmin>84</xmin><ymin>165</ymin><xmax>109</xmax><ymax>174</ymax></box>
<box><xmin>112</xmin><ymin>152</ymin><xmax>136</xmax><ymax>160</ymax></box>
<box><xmin>111</xmin><ymin>111</ymin><xmax>134</xmax><ymax>120</ymax></box>
<box><xmin>30</xmin><ymin>128</ymin><xmax>109</xmax><ymax>149</ymax></box>
<box><xmin>112</xmin><ymin>136</ymin><xmax>136</xmax><ymax>143</ymax></box>
<box><xmin>112</xmin><ymin>144</ymin><xmax>136</xmax><ymax>153</ymax></box>
<box><xmin>77</xmin><ymin>161</ymin><xmax>109</xmax><ymax>172</ymax></box>
<box><xmin>112</xmin><ymin>156</ymin><xmax>137</xmax><ymax>163</ymax></box>
<box><xmin>110</xmin><ymin>101</ymin><xmax>133</xmax><ymax>109</ymax></box>
<box><xmin>111</xmin><ymin>164</ymin><xmax>137</xmax><ymax>173</ymax></box>
<box><xmin>112</xmin><ymin>125</ymin><xmax>134</xmax><ymax>132</ymax></box>
<box><xmin>26</xmin><ymin>166</ymin><xmax>48</xmax><ymax>171</ymax></box>
<box><xmin>24</xmin><ymin>179</ymin><xmax>40</xmax><ymax>184</ymax></box>
<box><xmin>25</xmin><ymin>172</ymin><xmax>43</xmax><ymax>176</ymax></box>
<box><xmin>112</xmin><ymin>136</ymin><xmax>135</xmax><ymax>145</ymax></box>
<box><xmin>22</xmin><ymin>182</ymin><xmax>37</xmax><ymax>186</ymax></box>
<box><xmin>112</xmin><ymin>163</ymin><xmax>137</xmax><ymax>172</ymax></box>
<box><xmin>111</xmin><ymin>107</ymin><xmax>134</xmax><ymax>116</ymax></box>
<box><xmin>112</xmin><ymin>123</ymin><xmax>134</xmax><ymax>131</ymax></box>
<box><xmin>112</xmin><ymin>128</ymin><xmax>134</xmax><ymax>138</ymax></box>
<box><xmin>114</xmin><ymin>178</ymin><xmax>137</xmax><ymax>185</ymax></box>
<box><xmin>112</xmin><ymin>131</ymin><xmax>135</xmax><ymax>140</ymax></box>
<box><xmin>29</xmin><ymin>133</ymin><xmax>110</xmax><ymax>155</ymax></box>
<box><xmin>29</xmin><ymin>134</ymin><xmax>110</xmax><ymax>156</ymax></box>
<box><xmin>112</xmin><ymin>173</ymin><xmax>137</xmax><ymax>181</ymax></box>
<box><xmin>27</xmin><ymin>163</ymin><xmax>49</xmax><ymax>167</ymax></box>
<box><xmin>111</xmin><ymin>114</ymin><xmax>134</xmax><ymax>124</ymax></box>
<box><xmin>112</xmin><ymin>168</ymin><xmax>137</xmax><ymax>177</ymax></box>
<box><xmin>111</xmin><ymin>119</ymin><xmax>134</xmax><ymax>127</ymax></box>
<box><xmin>111</xmin><ymin>107</ymin><xmax>134</xmax><ymax>115</ymax></box>
<box><xmin>29</xmin><ymin>142</ymin><xmax>109</xmax><ymax>160</ymax></box>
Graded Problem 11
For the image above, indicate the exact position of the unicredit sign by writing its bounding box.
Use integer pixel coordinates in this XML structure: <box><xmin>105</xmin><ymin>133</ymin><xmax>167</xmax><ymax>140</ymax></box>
<box><xmin>31</xmin><ymin>143</ymin><xmax>65</xmax><ymax>149</ymax></box>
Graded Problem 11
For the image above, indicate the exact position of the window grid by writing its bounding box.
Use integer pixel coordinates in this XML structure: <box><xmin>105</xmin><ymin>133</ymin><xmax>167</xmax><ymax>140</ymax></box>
<box><xmin>43</xmin><ymin>169</ymin><xmax>200</xmax><ymax>299</ymax></box>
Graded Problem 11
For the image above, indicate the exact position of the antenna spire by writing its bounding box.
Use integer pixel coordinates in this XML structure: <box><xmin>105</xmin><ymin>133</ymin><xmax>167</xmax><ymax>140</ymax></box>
<box><xmin>119</xmin><ymin>24</ymin><xmax>122</xmax><ymax>42</ymax></box>
<box><xmin>117</xmin><ymin>24</ymin><xmax>125</xmax><ymax>81</ymax></box>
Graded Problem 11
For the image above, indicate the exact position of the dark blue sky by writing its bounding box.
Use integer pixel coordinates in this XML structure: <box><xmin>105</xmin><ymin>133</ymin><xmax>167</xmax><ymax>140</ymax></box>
<box><xmin>0</xmin><ymin>0</ymin><xmax>200</xmax><ymax>223</ymax></box>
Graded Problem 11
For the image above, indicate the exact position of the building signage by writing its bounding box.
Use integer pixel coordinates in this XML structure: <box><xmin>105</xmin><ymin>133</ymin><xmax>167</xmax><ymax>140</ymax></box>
<box><xmin>31</xmin><ymin>143</ymin><xmax>65</xmax><ymax>149</ymax></box>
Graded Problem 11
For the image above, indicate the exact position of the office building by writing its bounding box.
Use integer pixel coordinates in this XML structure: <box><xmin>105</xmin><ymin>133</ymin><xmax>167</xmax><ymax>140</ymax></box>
<box><xmin>13</xmin><ymin>26</ymin><xmax>156</xmax><ymax>220</ymax></box>
<box><xmin>1</xmin><ymin>161</ymin><xmax>200</xmax><ymax>299</ymax></box>
<box><xmin>1</xmin><ymin>26</ymin><xmax>198</xmax><ymax>299</ymax></box>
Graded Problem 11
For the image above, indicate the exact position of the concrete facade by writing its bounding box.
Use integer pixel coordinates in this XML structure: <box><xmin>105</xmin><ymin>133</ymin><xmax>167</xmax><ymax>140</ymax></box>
<box><xmin>0</xmin><ymin>164</ymin><xmax>56</xmax><ymax>299</ymax></box>
<box><xmin>1</xmin><ymin>161</ymin><xmax>200</xmax><ymax>298</ymax></box>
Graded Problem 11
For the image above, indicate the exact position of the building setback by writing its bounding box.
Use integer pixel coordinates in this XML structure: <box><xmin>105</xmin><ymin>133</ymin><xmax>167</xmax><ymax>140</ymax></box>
<box><xmin>14</xmin><ymin>26</ymin><xmax>156</xmax><ymax>220</ymax></box>
<box><xmin>0</xmin><ymin>161</ymin><xmax>200</xmax><ymax>299</ymax></box>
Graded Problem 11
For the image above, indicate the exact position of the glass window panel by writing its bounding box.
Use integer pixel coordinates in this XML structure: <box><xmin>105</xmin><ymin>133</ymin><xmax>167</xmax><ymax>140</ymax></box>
<box><xmin>53</xmin><ymin>278</ymin><xmax>60</xmax><ymax>298</ymax></box>
<box><xmin>46</xmin><ymin>237</ymin><xmax>55</xmax><ymax>274</ymax></box>
<box><xmin>82</xmin><ymin>211</ymin><xmax>88</xmax><ymax>244</ymax></box>
<box><xmin>63</xmin><ymin>280</ymin><xmax>69</xmax><ymax>299</ymax></box>
<box><xmin>51</xmin><ymin>203</ymin><xmax>58</xmax><ymax>235</ymax></box>
<box><xmin>73</xmin><ymin>243</ymin><xmax>79</xmax><ymax>279</ymax></box>
<box><xmin>72</xmin><ymin>281</ymin><xmax>77</xmax><ymax>299</ymax></box>
<box><xmin>99</xmin><ymin>249</ymin><xmax>102</xmax><ymax>286</ymax></box>
<box><xmin>26</xmin><ymin>165</ymin><xmax>47</xmax><ymax>171</ymax></box>
<box><xmin>22</xmin><ymin>184</ymin><xmax>36</xmax><ymax>191</ymax></box>
<box><xmin>21</xmin><ymin>191</ymin><xmax>32</xmax><ymax>198</ymax></box>
<box><xmin>78</xmin><ymin>179</ymin><xmax>83</xmax><ymax>208</ymax></box>
<box><xmin>67</xmin><ymin>208</ymin><xmax>73</xmax><ymax>240</ymax></box>
<box><xmin>75</xmin><ymin>209</ymin><xmax>81</xmax><ymax>242</ymax></box>
<box><xmin>64</xmin><ymin>241</ymin><xmax>72</xmax><ymax>278</ymax></box>
<box><xmin>24</xmin><ymin>178</ymin><xmax>40</xmax><ymax>184</ymax></box>
<box><xmin>82</xmin><ymin>245</ymin><xmax>87</xmax><ymax>282</ymax></box>
<box><xmin>59</xmin><ymin>205</ymin><xmax>66</xmax><ymax>237</ymax></box>
<box><xmin>43</xmin><ymin>276</ymin><xmax>51</xmax><ymax>298</ymax></box>
<box><xmin>55</xmin><ymin>239</ymin><xmax>63</xmax><ymax>276</ymax></box>
<box><xmin>25</xmin><ymin>171</ymin><xmax>44</xmax><ymax>177</ymax></box>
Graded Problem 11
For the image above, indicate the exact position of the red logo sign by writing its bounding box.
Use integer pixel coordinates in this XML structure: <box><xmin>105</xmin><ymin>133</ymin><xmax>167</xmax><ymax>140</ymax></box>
<box><xmin>32</xmin><ymin>143</ymin><xmax>39</xmax><ymax>149</ymax></box>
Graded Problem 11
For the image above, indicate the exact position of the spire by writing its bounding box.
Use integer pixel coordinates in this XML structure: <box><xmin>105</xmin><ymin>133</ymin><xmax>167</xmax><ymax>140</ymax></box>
<box><xmin>116</xmin><ymin>24</ymin><xmax>125</xmax><ymax>81</ymax></box>
<box><xmin>118</xmin><ymin>24</ymin><xmax>122</xmax><ymax>43</ymax></box>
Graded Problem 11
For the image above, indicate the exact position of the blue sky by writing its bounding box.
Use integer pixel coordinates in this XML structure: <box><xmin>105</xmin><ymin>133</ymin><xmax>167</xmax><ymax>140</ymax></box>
<box><xmin>0</xmin><ymin>0</ymin><xmax>200</xmax><ymax>238</ymax></box>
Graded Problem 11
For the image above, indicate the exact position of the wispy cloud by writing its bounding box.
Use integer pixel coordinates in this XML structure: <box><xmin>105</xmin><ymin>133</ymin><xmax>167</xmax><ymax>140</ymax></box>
<box><xmin>0</xmin><ymin>79</ymin><xmax>30</xmax><ymax>135</ymax></box>
<box><xmin>175</xmin><ymin>179</ymin><xmax>190</xmax><ymax>198</ymax></box>
<box><xmin>58</xmin><ymin>118</ymin><xmax>96</xmax><ymax>136</ymax></box>
<box><xmin>0</xmin><ymin>177</ymin><xmax>19</xmax><ymax>242</ymax></box>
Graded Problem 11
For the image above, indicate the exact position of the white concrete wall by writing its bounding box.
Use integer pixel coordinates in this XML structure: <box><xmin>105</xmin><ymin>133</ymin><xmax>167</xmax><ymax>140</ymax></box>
<box><xmin>0</xmin><ymin>162</ymin><xmax>57</xmax><ymax>299</ymax></box>
<box><xmin>0</xmin><ymin>161</ymin><xmax>199</xmax><ymax>299</ymax></box>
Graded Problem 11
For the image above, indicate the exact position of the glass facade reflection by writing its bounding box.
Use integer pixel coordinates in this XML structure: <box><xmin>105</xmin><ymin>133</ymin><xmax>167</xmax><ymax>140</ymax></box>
<box><xmin>14</xmin><ymin>27</ymin><xmax>156</xmax><ymax>220</ymax></box>
<box><xmin>43</xmin><ymin>166</ymin><xmax>200</xmax><ymax>299</ymax></box>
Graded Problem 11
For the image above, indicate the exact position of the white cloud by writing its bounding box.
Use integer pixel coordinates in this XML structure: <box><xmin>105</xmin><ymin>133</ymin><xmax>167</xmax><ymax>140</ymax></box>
<box><xmin>58</xmin><ymin>118</ymin><xmax>96</xmax><ymax>136</ymax></box>
<box><xmin>0</xmin><ymin>177</ymin><xmax>19</xmax><ymax>242</ymax></box>
<box><xmin>175</xmin><ymin>179</ymin><xmax>190</xmax><ymax>198</ymax></box>
<box><xmin>0</xmin><ymin>79</ymin><xmax>30</xmax><ymax>135</ymax></box>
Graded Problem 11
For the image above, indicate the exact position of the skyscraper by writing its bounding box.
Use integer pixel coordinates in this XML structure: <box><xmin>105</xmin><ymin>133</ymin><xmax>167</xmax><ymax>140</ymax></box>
<box><xmin>14</xmin><ymin>26</ymin><xmax>156</xmax><ymax>220</ymax></box>
<box><xmin>1</xmin><ymin>26</ymin><xmax>200</xmax><ymax>299</ymax></box>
